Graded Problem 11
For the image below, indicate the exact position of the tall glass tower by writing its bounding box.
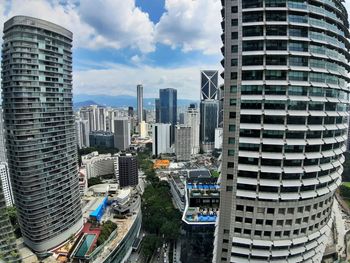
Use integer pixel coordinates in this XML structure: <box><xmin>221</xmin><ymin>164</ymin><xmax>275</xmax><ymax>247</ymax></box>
<box><xmin>1</xmin><ymin>16</ymin><xmax>82</xmax><ymax>253</ymax></box>
<box><xmin>159</xmin><ymin>88</ymin><xmax>177</xmax><ymax>143</ymax></box>
<box><xmin>215</xmin><ymin>1</ymin><xmax>350</xmax><ymax>262</ymax></box>
<box><xmin>137</xmin><ymin>84</ymin><xmax>143</xmax><ymax>124</ymax></box>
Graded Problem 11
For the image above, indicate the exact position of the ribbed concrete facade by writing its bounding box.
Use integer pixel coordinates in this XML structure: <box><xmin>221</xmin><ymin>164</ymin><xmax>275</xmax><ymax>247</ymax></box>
<box><xmin>1</xmin><ymin>16</ymin><xmax>82</xmax><ymax>253</ymax></box>
<box><xmin>214</xmin><ymin>1</ymin><xmax>350</xmax><ymax>262</ymax></box>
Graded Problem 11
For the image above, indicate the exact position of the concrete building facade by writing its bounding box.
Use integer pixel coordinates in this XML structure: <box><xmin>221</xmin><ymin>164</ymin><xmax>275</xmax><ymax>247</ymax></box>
<box><xmin>214</xmin><ymin>1</ymin><xmax>350</xmax><ymax>262</ymax></box>
<box><xmin>114</xmin><ymin>119</ymin><xmax>130</xmax><ymax>151</ymax></box>
<box><xmin>152</xmin><ymin>123</ymin><xmax>172</xmax><ymax>156</ymax></box>
<box><xmin>175</xmin><ymin>125</ymin><xmax>192</xmax><ymax>161</ymax></box>
<box><xmin>2</xmin><ymin>16</ymin><xmax>82</xmax><ymax>252</ymax></box>
<box><xmin>137</xmin><ymin>84</ymin><xmax>143</xmax><ymax>124</ymax></box>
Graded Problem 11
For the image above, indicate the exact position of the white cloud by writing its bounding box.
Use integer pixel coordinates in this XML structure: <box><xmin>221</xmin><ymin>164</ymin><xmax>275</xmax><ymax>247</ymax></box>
<box><xmin>74</xmin><ymin>63</ymin><xmax>221</xmax><ymax>100</ymax></box>
<box><xmin>155</xmin><ymin>0</ymin><xmax>222</xmax><ymax>55</ymax></box>
<box><xmin>2</xmin><ymin>0</ymin><xmax>155</xmax><ymax>53</ymax></box>
<box><xmin>78</xmin><ymin>0</ymin><xmax>155</xmax><ymax>52</ymax></box>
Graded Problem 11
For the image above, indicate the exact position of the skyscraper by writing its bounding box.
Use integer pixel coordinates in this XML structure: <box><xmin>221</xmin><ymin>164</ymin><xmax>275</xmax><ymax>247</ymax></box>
<box><xmin>200</xmin><ymin>70</ymin><xmax>219</xmax><ymax>152</ymax></box>
<box><xmin>114</xmin><ymin>119</ymin><xmax>130</xmax><ymax>151</ymax></box>
<box><xmin>118</xmin><ymin>154</ymin><xmax>138</xmax><ymax>188</ymax></box>
<box><xmin>137</xmin><ymin>84</ymin><xmax>143</xmax><ymax>124</ymax></box>
<box><xmin>152</xmin><ymin>123</ymin><xmax>172</xmax><ymax>156</ymax></box>
<box><xmin>2</xmin><ymin>16</ymin><xmax>82</xmax><ymax>253</ymax></box>
<box><xmin>186</xmin><ymin>104</ymin><xmax>200</xmax><ymax>155</ymax></box>
<box><xmin>214</xmin><ymin>1</ymin><xmax>349</xmax><ymax>262</ymax></box>
<box><xmin>0</xmin><ymin>179</ymin><xmax>20</xmax><ymax>262</ymax></box>
<box><xmin>200</xmin><ymin>70</ymin><xmax>218</xmax><ymax>100</ymax></box>
<box><xmin>200</xmin><ymin>100</ymin><xmax>219</xmax><ymax>152</ymax></box>
<box><xmin>76</xmin><ymin>119</ymin><xmax>90</xmax><ymax>149</ymax></box>
<box><xmin>175</xmin><ymin>125</ymin><xmax>191</xmax><ymax>161</ymax></box>
<box><xmin>159</xmin><ymin>88</ymin><xmax>177</xmax><ymax>143</ymax></box>
<box><xmin>0</xmin><ymin>163</ymin><xmax>14</xmax><ymax>207</ymax></box>
<box><xmin>155</xmin><ymin>98</ymin><xmax>160</xmax><ymax>123</ymax></box>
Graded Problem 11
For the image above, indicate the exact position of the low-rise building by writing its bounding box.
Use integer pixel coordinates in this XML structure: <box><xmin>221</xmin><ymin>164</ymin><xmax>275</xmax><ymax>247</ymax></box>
<box><xmin>81</xmin><ymin>151</ymin><xmax>118</xmax><ymax>179</ymax></box>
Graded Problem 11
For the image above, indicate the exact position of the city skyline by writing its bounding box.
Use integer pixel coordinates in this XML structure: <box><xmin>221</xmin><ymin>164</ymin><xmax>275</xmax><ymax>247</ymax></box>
<box><xmin>0</xmin><ymin>0</ymin><xmax>223</xmax><ymax>100</ymax></box>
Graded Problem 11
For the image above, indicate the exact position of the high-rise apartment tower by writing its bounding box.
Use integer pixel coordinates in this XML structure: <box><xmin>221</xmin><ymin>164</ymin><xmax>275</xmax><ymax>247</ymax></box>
<box><xmin>214</xmin><ymin>1</ymin><xmax>350</xmax><ymax>262</ymax></box>
<box><xmin>2</xmin><ymin>16</ymin><xmax>83</xmax><ymax>253</ymax></box>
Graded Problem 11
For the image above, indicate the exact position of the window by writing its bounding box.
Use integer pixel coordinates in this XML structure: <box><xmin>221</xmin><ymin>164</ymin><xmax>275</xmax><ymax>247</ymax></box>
<box><xmin>243</xmin><ymin>26</ymin><xmax>264</xmax><ymax>37</ymax></box>
<box><xmin>289</xmin><ymin>71</ymin><xmax>308</xmax><ymax>81</ymax></box>
<box><xmin>232</xmin><ymin>32</ymin><xmax>238</xmax><ymax>39</ymax></box>
<box><xmin>242</xmin><ymin>70</ymin><xmax>263</xmax><ymax>80</ymax></box>
<box><xmin>228</xmin><ymin>150</ymin><xmax>235</xmax><ymax>156</ymax></box>
<box><xmin>266</xmin><ymin>70</ymin><xmax>287</xmax><ymax>80</ymax></box>
<box><xmin>266</xmin><ymin>25</ymin><xmax>287</xmax><ymax>35</ymax></box>
<box><xmin>243</xmin><ymin>55</ymin><xmax>263</xmax><ymax>66</ymax></box>
<box><xmin>226</xmin><ymin>186</ymin><xmax>233</xmax><ymax>191</ymax></box>
<box><xmin>231</xmin><ymin>6</ymin><xmax>238</xmax><ymax>13</ymax></box>
<box><xmin>232</xmin><ymin>19</ymin><xmax>238</xmax><ymax>26</ymax></box>
<box><xmin>290</xmin><ymin>56</ymin><xmax>308</xmax><ymax>66</ymax></box>
<box><xmin>227</xmin><ymin>174</ymin><xmax>234</xmax><ymax>180</ymax></box>
<box><xmin>243</xmin><ymin>40</ymin><xmax>264</xmax><ymax>51</ymax></box>
<box><xmin>232</xmin><ymin>45</ymin><xmax>238</xmax><ymax>53</ymax></box>
<box><xmin>228</xmin><ymin>162</ymin><xmax>234</xmax><ymax>168</ymax></box>
<box><xmin>266</xmin><ymin>11</ymin><xmax>286</xmax><ymax>21</ymax></box>
<box><xmin>229</xmin><ymin>112</ymin><xmax>236</xmax><ymax>118</ymax></box>
<box><xmin>231</xmin><ymin>59</ymin><xmax>238</xmax><ymax>66</ymax></box>
<box><xmin>229</xmin><ymin>125</ymin><xmax>235</xmax><ymax>131</ymax></box>
<box><xmin>228</xmin><ymin>137</ymin><xmax>235</xmax><ymax>144</ymax></box>
<box><xmin>266</xmin><ymin>40</ymin><xmax>287</xmax><ymax>50</ymax></box>
<box><xmin>230</xmin><ymin>85</ymin><xmax>237</xmax><ymax>93</ymax></box>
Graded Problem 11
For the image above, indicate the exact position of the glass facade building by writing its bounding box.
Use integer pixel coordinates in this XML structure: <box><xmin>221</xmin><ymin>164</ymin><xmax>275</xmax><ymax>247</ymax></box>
<box><xmin>200</xmin><ymin>100</ymin><xmax>219</xmax><ymax>151</ymax></box>
<box><xmin>159</xmin><ymin>88</ymin><xmax>177</xmax><ymax>143</ymax></box>
<box><xmin>214</xmin><ymin>1</ymin><xmax>350</xmax><ymax>262</ymax></box>
<box><xmin>1</xmin><ymin>16</ymin><xmax>83</xmax><ymax>253</ymax></box>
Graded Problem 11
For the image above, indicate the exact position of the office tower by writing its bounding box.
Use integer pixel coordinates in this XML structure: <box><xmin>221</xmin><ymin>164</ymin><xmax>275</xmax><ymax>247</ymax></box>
<box><xmin>0</xmin><ymin>163</ymin><xmax>14</xmax><ymax>207</ymax></box>
<box><xmin>217</xmin><ymin>84</ymin><xmax>224</xmax><ymax>128</ymax></box>
<box><xmin>114</xmin><ymin>119</ymin><xmax>130</xmax><ymax>151</ymax></box>
<box><xmin>175</xmin><ymin>125</ymin><xmax>191</xmax><ymax>161</ymax></box>
<box><xmin>0</xmin><ymin>179</ymin><xmax>20</xmax><ymax>262</ymax></box>
<box><xmin>200</xmin><ymin>70</ymin><xmax>218</xmax><ymax>100</ymax></box>
<box><xmin>128</xmin><ymin>106</ymin><xmax>134</xmax><ymax>117</ymax></box>
<box><xmin>179</xmin><ymin>113</ymin><xmax>185</xmax><ymax>124</ymax></box>
<box><xmin>159</xmin><ymin>88</ymin><xmax>177</xmax><ymax>143</ymax></box>
<box><xmin>200</xmin><ymin>100</ymin><xmax>219</xmax><ymax>152</ymax></box>
<box><xmin>155</xmin><ymin>98</ymin><xmax>160</xmax><ymax>123</ymax></box>
<box><xmin>1</xmin><ymin>16</ymin><xmax>83</xmax><ymax>253</ymax></box>
<box><xmin>214</xmin><ymin>1</ymin><xmax>350</xmax><ymax>263</ymax></box>
<box><xmin>118</xmin><ymin>155</ymin><xmax>138</xmax><ymax>187</ymax></box>
<box><xmin>186</xmin><ymin>105</ymin><xmax>200</xmax><ymax>155</ymax></box>
<box><xmin>137</xmin><ymin>84</ymin><xmax>143</xmax><ymax>124</ymax></box>
<box><xmin>152</xmin><ymin>123</ymin><xmax>172</xmax><ymax>156</ymax></box>
<box><xmin>89</xmin><ymin>131</ymin><xmax>115</xmax><ymax>149</ymax></box>
<box><xmin>200</xmin><ymin>70</ymin><xmax>219</xmax><ymax>152</ymax></box>
<box><xmin>76</xmin><ymin>119</ymin><xmax>90</xmax><ymax>149</ymax></box>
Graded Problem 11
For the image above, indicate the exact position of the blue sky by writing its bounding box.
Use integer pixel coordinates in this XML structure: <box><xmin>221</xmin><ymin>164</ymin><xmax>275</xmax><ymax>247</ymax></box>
<box><xmin>0</xmin><ymin>0</ymin><xmax>222</xmax><ymax>100</ymax></box>
<box><xmin>1</xmin><ymin>0</ymin><xmax>349</xmax><ymax>100</ymax></box>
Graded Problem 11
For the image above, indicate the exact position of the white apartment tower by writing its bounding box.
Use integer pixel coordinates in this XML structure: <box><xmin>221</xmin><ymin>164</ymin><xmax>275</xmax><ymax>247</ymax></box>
<box><xmin>214</xmin><ymin>1</ymin><xmax>350</xmax><ymax>262</ymax></box>
<box><xmin>186</xmin><ymin>105</ymin><xmax>200</xmax><ymax>155</ymax></box>
<box><xmin>175</xmin><ymin>125</ymin><xmax>192</xmax><ymax>161</ymax></box>
<box><xmin>152</xmin><ymin>123</ymin><xmax>172</xmax><ymax>156</ymax></box>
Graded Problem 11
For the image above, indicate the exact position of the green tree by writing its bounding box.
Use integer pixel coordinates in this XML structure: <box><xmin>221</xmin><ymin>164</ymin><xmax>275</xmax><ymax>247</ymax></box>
<box><xmin>141</xmin><ymin>235</ymin><xmax>161</xmax><ymax>259</ymax></box>
<box><xmin>88</xmin><ymin>177</ymin><xmax>102</xmax><ymax>187</ymax></box>
<box><xmin>97</xmin><ymin>220</ymin><xmax>117</xmax><ymax>246</ymax></box>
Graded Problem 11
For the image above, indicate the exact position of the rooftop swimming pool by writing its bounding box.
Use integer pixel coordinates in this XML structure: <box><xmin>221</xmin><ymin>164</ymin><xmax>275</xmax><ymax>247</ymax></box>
<box><xmin>75</xmin><ymin>234</ymin><xmax>96</xmax><ymax>258</ymax></box>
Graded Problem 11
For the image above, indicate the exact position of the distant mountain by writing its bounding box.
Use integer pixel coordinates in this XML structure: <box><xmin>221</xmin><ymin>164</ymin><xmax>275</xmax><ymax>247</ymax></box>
<box><xmin>73</xmin><ymin>100</ymin><xmax>99</xmax><ymax>109</ymax></box>
<box><xmin>73</xmin><ymin>94</ymin><xmax>198</xmax><ymax>109</ymax></box>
